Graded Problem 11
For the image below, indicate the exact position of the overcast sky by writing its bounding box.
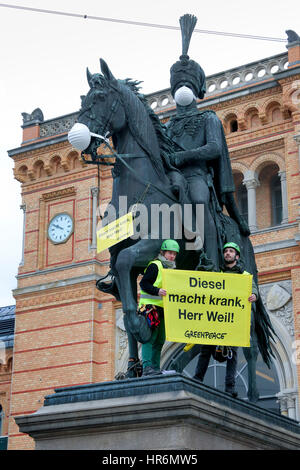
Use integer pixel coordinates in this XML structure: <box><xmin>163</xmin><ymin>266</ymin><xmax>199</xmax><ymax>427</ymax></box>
<box><xmin>0</xmin><ymin>0</ymin><xmax>299</xmax><ymax>306</ymax></box>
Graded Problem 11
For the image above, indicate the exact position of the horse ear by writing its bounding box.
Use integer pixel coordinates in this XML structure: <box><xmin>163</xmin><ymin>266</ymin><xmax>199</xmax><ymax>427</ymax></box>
<box><xmin>86</xmin><ymin>67</ymin><xmax>93</xmax><ymax>87</ymax></box>
<box><xmin>100</xmin><ymin>59</ymin><xmax>116</xmax><ymax>82</ymax></box>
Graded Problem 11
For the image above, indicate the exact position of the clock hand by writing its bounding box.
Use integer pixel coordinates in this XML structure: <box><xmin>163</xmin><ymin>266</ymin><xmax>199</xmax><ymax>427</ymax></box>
<box><xmin>53</xmin><ymin>224</ymin><xmax>63</xmax><ymax>230</ymax></box>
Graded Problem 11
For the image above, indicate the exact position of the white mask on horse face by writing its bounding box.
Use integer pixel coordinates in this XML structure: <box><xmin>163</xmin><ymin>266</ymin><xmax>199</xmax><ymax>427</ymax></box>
<box><xmin>174</xmin><ymin>86</ymin><xmax>196</xmax><ymax>106</ymax></box>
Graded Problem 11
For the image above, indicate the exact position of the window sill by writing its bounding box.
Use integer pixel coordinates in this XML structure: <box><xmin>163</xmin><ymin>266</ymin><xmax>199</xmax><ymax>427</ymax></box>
<box><xmin>251</xmin><ymin>222</ymin><xmax>296</xmax><ymax>235</ymax></box>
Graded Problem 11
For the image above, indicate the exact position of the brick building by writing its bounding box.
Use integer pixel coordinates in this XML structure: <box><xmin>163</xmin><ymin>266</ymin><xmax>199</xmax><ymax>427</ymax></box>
<box><xmin>1</xmin><ymin>32</ymin><xmax>300</xmax><ymax>450</ymax></box>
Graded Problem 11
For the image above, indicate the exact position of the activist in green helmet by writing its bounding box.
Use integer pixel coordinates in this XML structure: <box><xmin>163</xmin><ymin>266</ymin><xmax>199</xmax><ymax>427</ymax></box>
<box><xmin>223</xmin><ymin>242</ymin><xmax>240</xmax><ymax>255</ymax></box>
<box><xmin>161</xmin><ymin>239</ymin><xmax>180</xmax><ymax>253</ymax></box>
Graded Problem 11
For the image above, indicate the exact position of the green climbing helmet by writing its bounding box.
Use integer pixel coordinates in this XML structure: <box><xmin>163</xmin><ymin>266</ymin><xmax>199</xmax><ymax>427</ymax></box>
<box><xmin>223</xmin><ymin>242</ymin><xmax>240</xmax><ymax>255</ymax></box>
<box><xmin>161</xmin><ymin>239</ymin><xmax>180</xmax><ymax>253</ymax></box>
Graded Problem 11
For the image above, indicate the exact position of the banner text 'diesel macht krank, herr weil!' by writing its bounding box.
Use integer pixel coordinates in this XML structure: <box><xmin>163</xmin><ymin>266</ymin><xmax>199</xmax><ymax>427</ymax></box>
<box><xmin>162</xmin><ymin>269</ymin><xmax>252</xmax><ymax>347</ymax></box>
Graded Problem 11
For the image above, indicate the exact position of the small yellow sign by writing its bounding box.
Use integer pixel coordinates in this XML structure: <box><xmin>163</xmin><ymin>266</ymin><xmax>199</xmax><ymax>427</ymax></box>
<box><xmin>97</xmin><ymin>212</ymin><xmax>134</xmax><ymax>253</ymax></box>
<box><xmin>162</xmin><ymin>269</ymin><xmax>252</xmax><ymax>347</ymax></box>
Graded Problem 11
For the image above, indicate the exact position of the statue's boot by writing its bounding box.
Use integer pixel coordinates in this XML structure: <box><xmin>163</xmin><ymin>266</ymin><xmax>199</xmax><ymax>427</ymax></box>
<box><xmin>96</xmin><ymin>272</ymin><xmax>120</xmax><ymax>301</ymax></box>
<box><xmin>115</xmin><ymin>359</ymin><xmax>143</xmax><ymax>380</ymax></box>
<box><xmin>126</xmin><ymin>359</ymin><xmax>143</xmax><ymax>378</ymax></box>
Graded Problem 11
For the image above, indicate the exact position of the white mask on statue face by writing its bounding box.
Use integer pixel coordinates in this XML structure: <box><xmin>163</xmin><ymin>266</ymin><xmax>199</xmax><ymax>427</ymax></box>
<box><xmin>174</xmin><ymin>86</ymin><xmax>196</xmax><ymax>106</ymax></box>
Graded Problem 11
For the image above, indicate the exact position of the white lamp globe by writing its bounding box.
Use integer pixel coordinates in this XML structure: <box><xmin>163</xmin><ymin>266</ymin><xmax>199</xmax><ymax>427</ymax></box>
<box><xmin>68</xmin><ymin>123</ymin><xmax>91</xmax><ymax>151</ymax></box>
<box><xmin>174</xmin><ymin>86</ymin><xmax>195</xmax><ymax>106</ymax></box>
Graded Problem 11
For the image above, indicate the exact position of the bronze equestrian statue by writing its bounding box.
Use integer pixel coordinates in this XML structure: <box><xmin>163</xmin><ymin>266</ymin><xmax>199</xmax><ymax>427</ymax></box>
<box><xmin>69</xmin><ymin>14</ymin><xmax>276</xmax><ymax>402</ymax></box>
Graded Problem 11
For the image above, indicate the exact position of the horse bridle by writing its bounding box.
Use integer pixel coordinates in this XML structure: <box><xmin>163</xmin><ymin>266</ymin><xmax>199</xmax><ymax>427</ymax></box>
<box><xmin>78</xmin><ymin>84</ymin><xmax>122</xmax><ymax>145</ymax></box>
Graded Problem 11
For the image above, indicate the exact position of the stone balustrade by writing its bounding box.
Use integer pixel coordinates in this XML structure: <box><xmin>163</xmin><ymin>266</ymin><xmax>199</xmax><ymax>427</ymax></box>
<box><xmin>31</xmin><ymin>52</ymin><xmax>289</xmax><ymax>138</ymax></box>
<box><xmin>146</xmin><ymin>52</ymin><xmax>289</xmax><ymax>113</ymax></box>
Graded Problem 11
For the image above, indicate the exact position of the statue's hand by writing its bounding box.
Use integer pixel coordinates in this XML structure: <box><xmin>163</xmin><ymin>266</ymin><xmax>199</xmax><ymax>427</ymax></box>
<box><xmin>239</xmin><ymin>218</ymin><xmax>250</xmax><ymax>236</ymax></box>
<box><xmin>169</xmin><ymin>151</ymin><xmax>192</xmax><ymax>167</ymax></box>
<box><xmin>169</xmin><ymin>153</ymin><xmax>180</xmax><ymax>167</ymax></box>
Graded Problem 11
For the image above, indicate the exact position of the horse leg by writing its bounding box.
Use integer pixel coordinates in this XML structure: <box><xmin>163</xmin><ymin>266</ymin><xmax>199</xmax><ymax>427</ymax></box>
<box><xmin>127</xmin><ymin>271</ymin><xmax>143</xmax><ymax>377</ymax></box>
<box><xmin>123</xmin><ymin>315</ymin><xmax>142</xmax><ymax>378</ymax></box>
<box><xmin>113</xmin><ymin>270</ymin><xmax>142</xmax><ymax>379</ymax></box>
<box><xmin>114</xmin><ymin>240</ymin><xmax>160</xmax><ymax>343</ymax></box>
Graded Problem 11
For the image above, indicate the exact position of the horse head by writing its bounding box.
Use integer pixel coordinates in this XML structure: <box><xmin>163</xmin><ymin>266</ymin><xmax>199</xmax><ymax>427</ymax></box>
<box><xmin>77</xmin><ymin>59</ymin><xmax>127</xmax><ymax>157</ymax></box>
<box><xmin>79</xmin><ymin>59</ymin><xmax>171</xmax><ymax>179</ymax></box>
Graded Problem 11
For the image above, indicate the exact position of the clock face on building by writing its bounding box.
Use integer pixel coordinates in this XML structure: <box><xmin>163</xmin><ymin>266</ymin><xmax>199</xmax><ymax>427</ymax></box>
<box><xmin>48</xmin><ymin>213</ymin><xmax>74</xmax><ymax>244</ymax></box>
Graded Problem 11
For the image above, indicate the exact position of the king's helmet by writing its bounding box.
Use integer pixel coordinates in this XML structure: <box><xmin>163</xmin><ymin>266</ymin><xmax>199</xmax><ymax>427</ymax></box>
<box><xmin>170</xmin><ymin>14</ymin><xmax>206</xmax><ymax>100</ymax></box>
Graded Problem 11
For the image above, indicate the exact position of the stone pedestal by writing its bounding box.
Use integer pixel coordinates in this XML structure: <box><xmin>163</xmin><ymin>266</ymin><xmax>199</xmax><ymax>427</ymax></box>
<box><xmin>16</xmin><ymin>374</ymin><xmax>300</xmax><ymax>450</ymax></box>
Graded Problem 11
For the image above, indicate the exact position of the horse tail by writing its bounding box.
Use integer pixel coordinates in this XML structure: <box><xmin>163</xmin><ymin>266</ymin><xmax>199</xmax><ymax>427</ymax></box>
<box><xmin>242</xmin><ymin>236</ymin><xmax>277</xmax><ymax>368</ymax></box>
<box><xmin>254</xmin><ymin>296</ymin><xmax>277</xmax><ymax>368</ymax></box>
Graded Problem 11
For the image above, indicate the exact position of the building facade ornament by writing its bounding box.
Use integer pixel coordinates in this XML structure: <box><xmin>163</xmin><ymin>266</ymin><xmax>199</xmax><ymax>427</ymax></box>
<box><xmin>259</xmin><ymin>280</ymin><xmax>294</xmax><ymax>337</ymax></box>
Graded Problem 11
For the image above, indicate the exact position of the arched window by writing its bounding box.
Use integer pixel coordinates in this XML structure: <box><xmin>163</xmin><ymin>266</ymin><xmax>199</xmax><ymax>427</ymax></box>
<box><xmin>272</xmin><ymin>108</ymin><xmax>281</xmax><ymax>122</ymax></box>
<box><xmin>230</xmin><ymin>119</ymin><xmax>238</xmax><ymax>132</ymax></box>
<box><xmin>224</xmin><ymin>114</ymin><xmax>238</xmax><ymax>134</ymax></box>
<box><xmin>256</xmin><ymin>164</ymin><xmax>282</xmax><ymax>229</ymax></box>
<box><xmin>250</xmin><ymin>114</ymin><xmax>260</xmax><ymax>128</ymax></box>
<box><xmin>271</xmin><ymin>174</ymin><xmax>282</xmax><ymax>226</ymax></box>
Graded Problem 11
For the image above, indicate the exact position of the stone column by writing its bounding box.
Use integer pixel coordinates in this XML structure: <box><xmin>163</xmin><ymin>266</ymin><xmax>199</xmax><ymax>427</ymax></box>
<box><xmin>19</xmin><ymin>204</ymin><xmax>26</xmax><ymax>266</ymax></box>
<box><xmin>91</xmin><ymin>187</ymin><xmax>99</xmax><ymax>249</ymax></box>
<box><xmin>277</xmin><ymin>390</ymin><xmax>298</xmax><ymax>420</ymax></box>
<box><xmin>243</xmin><ymin>171</ymin><xmax>260</xmax><ymax>232</ymax></box>
<box><xmin>278</xmin><ymin>170</ymin><xmax>289</xmax><ymax>224</ymax></box>
<box><xmin>286</xmin><ymin>393</ymin><xmax>297</xmax><ymax>420</ymax></box>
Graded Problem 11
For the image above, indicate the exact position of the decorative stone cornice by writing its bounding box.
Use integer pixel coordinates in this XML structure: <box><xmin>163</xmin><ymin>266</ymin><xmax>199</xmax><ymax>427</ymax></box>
<box><xmin>41</xmin><ymin>186</ymin><xmax>76</xmax><ymax>201</ymax></box>
<box><xmin>229</xmin><ymin>138</ymin><xmax>284</xmax><ymax>159</ymax></box>
<box><xmin>14</xmin><ymin>283</ymin><xmax>95</xmax><ymax>308</ymax></box>
<box><xmin>13</xmin><ymin>146</ymin><xmax>89</xmax><ymax>184</ymax></box>
<box><xmin>20</xmin><ymin>168</ymin><xmax>94</xmax><ymax>196</ymax></box>
<box><xmin>9</xmin><ymin>139</ymin><xmax>69</xmax><ymax>161</ymax></box>
<box><xmin>211</xmin><ymin>86</ymin><xmax>283</xmax><ymax>113</ymax></box>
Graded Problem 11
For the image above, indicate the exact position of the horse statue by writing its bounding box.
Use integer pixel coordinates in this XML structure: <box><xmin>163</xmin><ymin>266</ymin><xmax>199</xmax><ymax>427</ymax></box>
<box><xmin>74</xmin><ymin>58</ymin><xmax>275</xmax><ymax>402</ymax></box>
<box><xmin>75</xmin><ymin>58</ymin><xmax>200</xmax><ymax>372</ymax></box>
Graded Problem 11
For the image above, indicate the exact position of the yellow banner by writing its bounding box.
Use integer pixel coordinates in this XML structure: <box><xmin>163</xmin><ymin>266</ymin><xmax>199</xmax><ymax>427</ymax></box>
<box><xmin>97</xmin><ymin>212</ymin><xmax>134</xmax><ymax>253</ymax></box>
<box><xmin>162</xmin><ymin>269</ymin><xmax>252</xmax><ymax>347</ymax></box>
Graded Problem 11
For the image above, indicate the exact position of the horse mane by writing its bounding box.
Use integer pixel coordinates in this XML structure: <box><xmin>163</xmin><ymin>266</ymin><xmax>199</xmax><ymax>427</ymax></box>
<box><xmin>119</xmin><ymin>78</ymin><xmax>175</xmax><ymax>173</ymax></box>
